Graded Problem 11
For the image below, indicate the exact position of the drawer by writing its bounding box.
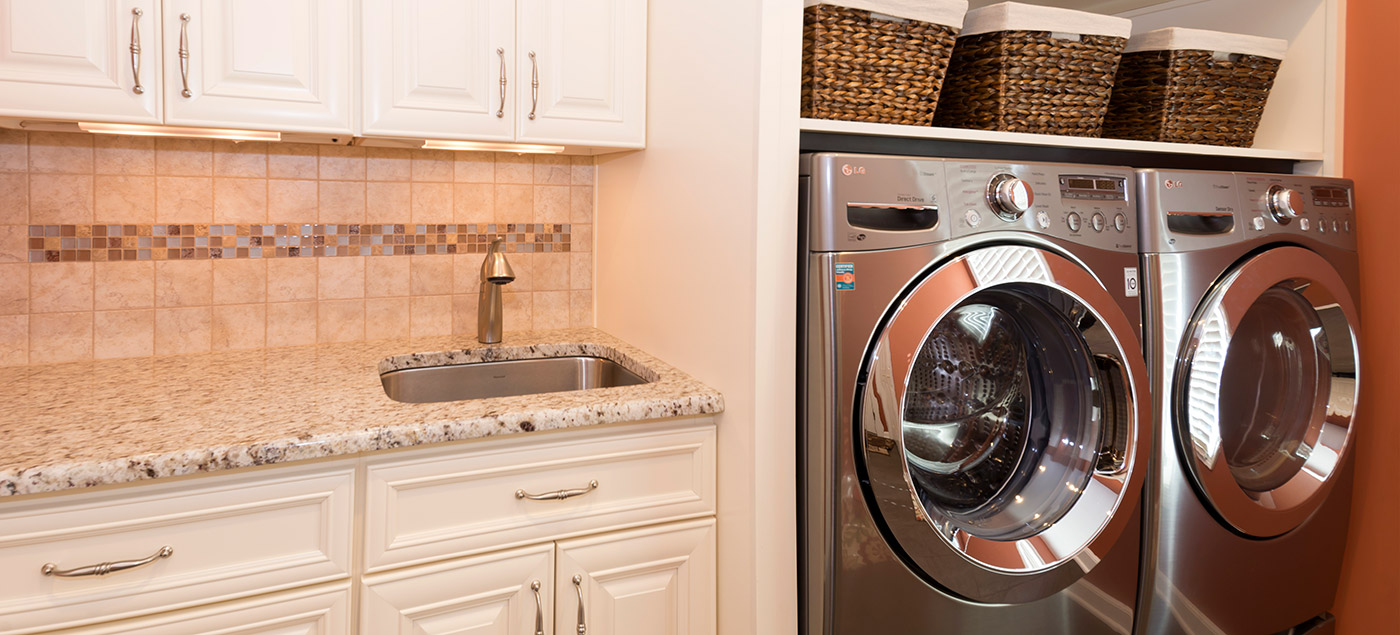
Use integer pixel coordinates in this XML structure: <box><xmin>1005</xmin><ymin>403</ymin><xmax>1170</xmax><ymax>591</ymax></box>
<box><xmin>0</xmin><ymin>465</ymin><xmax>354</xmax><ymax>635</ymax></box>
<box><xmin>50</xmin><ymin>582</ymin><xmax>351</xmax><ymax>635</ymax></box>
<box><xmin>364</xmin><ymin>417</ymin><xmax>716</xmax><ymax>572</ymax></box>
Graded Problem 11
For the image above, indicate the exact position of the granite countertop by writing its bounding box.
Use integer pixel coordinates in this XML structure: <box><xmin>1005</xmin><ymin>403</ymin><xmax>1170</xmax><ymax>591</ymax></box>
<box><xmin>0</xmin><ymin>328</ymin><xmax>724</xmax><ymax>498</ymax></box>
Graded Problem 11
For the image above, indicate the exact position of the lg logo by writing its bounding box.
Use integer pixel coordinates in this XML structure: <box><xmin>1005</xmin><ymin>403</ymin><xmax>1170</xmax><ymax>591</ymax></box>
<box><xmin>1164</xmin><ymin>179</ymin><xmax>1184</xmax><ymax>189</ymax></box>
<box><xmin>841</xmin><ymin>164</ymin><xmax>866</xmax><ymax>176</ymax></box>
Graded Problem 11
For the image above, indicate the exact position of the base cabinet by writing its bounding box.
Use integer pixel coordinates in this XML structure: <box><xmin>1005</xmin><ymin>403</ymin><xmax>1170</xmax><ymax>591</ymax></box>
<box><xmin>49</xmin><ymin>583</ymin><xmax>352</xmax><ymax>635</ymax></box>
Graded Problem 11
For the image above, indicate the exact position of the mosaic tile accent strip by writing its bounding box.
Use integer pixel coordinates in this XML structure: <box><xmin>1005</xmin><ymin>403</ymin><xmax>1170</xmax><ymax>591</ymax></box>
<box><xmin>27</xmin><ymin>223</ymin><xmax>571</xmax><ymax>262</ymax></box>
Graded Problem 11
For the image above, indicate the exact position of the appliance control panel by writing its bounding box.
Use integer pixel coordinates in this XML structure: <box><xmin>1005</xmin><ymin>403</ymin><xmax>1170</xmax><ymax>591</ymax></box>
<box><xmin>1239</xmin><ymin>174</ymin><xmax>1356</xmax><ymax>247</ymax></box>
<box><xmin>945</xmin><ymin>161</ymin><xmax>1137</xmax><ymax>253</ymax></box>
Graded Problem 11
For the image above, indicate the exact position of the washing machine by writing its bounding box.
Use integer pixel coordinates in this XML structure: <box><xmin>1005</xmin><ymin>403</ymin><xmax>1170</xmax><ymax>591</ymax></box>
<box><xmin>1135</xmin><ymin>170</ymin><xmax>1360</xmax><ymax>635</ymax></box>
<box><xmin>799</xmin><ymin>153</ymin><xmax>1151</xmax><ymax>634</ymax></box>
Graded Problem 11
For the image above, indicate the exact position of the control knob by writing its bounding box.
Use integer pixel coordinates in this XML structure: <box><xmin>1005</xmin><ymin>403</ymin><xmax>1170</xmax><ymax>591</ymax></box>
<box><xmin>1266</xmin><ymin>185</ymin><xmax>1303</xmax><ymax>224</ymax></box>
<box><xmin>986</xmin><ymin>174</ymin><xmax>1034</xmax><ymax>221</ymax></box>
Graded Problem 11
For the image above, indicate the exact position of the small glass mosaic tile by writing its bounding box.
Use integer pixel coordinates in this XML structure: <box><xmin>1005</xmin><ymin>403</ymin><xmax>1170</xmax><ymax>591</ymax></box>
<box><xmin>28</xmin><ymin>223</ymin><xmax>571</xmax><ymax>263</ymax></box>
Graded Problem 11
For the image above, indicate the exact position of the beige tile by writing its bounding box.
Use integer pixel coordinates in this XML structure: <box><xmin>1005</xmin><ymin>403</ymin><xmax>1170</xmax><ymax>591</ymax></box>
<box><xmin>266</xmin><ymin>301</ymin><xmax>317</xmax><ymax>347</ymax></box>
<box><xmin>28</xmin><ymin>132</ymin><xmax>93</xmax><ymax>174</ymax></box>
<box><xmin>366</xmin><ymin>182</ymin><xmax>409</xmax><ymax>224</ymax></box>
<box><xmin>535</xmin><ymin>185</ymin><xmax>570</xmax><ymax>223</ymax></box>
<box><xmin>319</xmin><ymin>181</ymin><xmax>365</xmax><ymax>223</ymax></box>
<box><xmin>214</xmin><ymin>178</ymin><xmax>267</xmax><ymax>224</ymax></box>
<box><xmin>454</xmin><ymin>153</ymin><xmax>494</xmax><ymax>183</ymax></box>
<box><xmin>501</xmin><ymin>291</ymin><xmax>532</xmax><ymax>333</ymax></box>
<box><xmin>155</xmin><ymin>259</ymin><xmax>212</xmax><ymax>308</ymax></box>
<box><xmin>0</xmin><ymin>225</ymin><xmax>24</xmax><ymax>263</ymax></box>
<box><xmin>317</xmin><ymin>299</ymin><xmax>364</xmax><ymax>343</ymax></box>
<box><xmin>155</xmin><ymin>176</ymin><xmax>213</xmax><ymax>223</ymax></box>
<box><xmin>452</xmin><ymin>183</ymin><xmax>493</xmax><ymax>225</ymax></box>
<box><xmin>410</xmin><ymin>254</ymin><xmax>453</xmax><ymax>296</ymax></box>
<box><xmin>451</xmin><ymin>294</ymin><xmax>478</xmax><ymax>336</ymax></box>
<box><xmin>213</xmin><ymin>259</ymin><xmax>266</xmax><ymax>305</ymax></box>
<box><xmin>366</xmin><ymin>256</ymin><xmax>409</xmax><ymax>298</ymax></box>
<box><xmin>0</xmin><ymin>172</ymin><xmax>27</xmax><ymax>224</ymax></box>
<box><xmin>318</xmin><ymin>256</ymin><xmax>364</xmax><ymax>300</ymax></box>
<box><xmin>534</xmin><ymin>252</ymin><xmax>569</xmax><ymax>291</ymax></box>
<box><xmin>533</xmin><ymin>155</ymin><xmax>571</xmax><ymax>185</ymax></box>
<box><xmin>31</xmin><ymin>262</ymin><xmax>93</xmax><ymax>313</ymax></box>
<box><xmin>30</xmin><ymin>174</ymin><xmax>93</xmax><ymax>224</ymax></box>
<box><xmin>319</xmin><ymin>145</ymin><xmax>366</xmax><ymax>181</ymax></box>
<box><xmin>212</xmin><ymin>141</ymin><xmax>267</xmax><ymax>178</ymax></box>
<box><xmin>532</xmin><ymin>290</ymin><xmax>569</xmax><ymax>330</ymax></box>
<box><xmin>410</xmin><ymin>295</ymin><xmax>452</xmax><ymax>337</ymax></box>
<box><xmin>367</xmin><ymin>147</ymin><xmax>412</xmax><ymax>182</ymax></box>
<box><xmin>495</xmin><ymin>153</ymin><xmax>533</xmax><ymax>184</ymax></box>
<box><xmin>267</xmin><ymin>257</ymin><xmax>317</xmax><ymax>302</ymax></box>
<box><xmin>571</xmin><ymin>156</ymin><xmax>596</xmax><ymax>185</ymax></box>
<box><xmin>0</xmin><ymin>129</ymin><xmax>26</xmax><ymax>172</ymax></box>
<box><xmin>269</xmin><ymin>179</ymin><xmax>318</xmax><ymax>220</ymax></box>
<box><xmin>94</xmin><ymin>135</ymin><xmax>155</xmax><ymax>175</ymax></box>
<box><xmin>30</xmin><ymin>311</ymin><xmax>92</xmax><ymax>364</ymax></box>
<box><xmin>94</xmin><ymin>175</ymin><xmax>155</xmax><ymax>224</ymax></box>
<box><xmin>412</xmin><ymin>150</ymin><xmax>454</xmax><ymax>182</ymax></box>
<box><xmin>94</xmin><ymin>309</ymin><xmax>154</xmax><ymax>359</ymax></box>
<box><xmin>0</xmin><ymin>263</ymin><xmax>27</xmax><ymax>315</ymax></box>
<box><xmin>411</xmin><ymin>183</ymin><xmax>452</xmax><ymax>224</ymax></box>
<box><xmin>495</xmin><ymin>184</ymin><xmax>532</xmax><ymax>223</ymax></box>
<box><xmin>573</xmin><ymin>224</ymin><xmax>592</xmax><ymax>253</ymax></box>
<box><xmin>212</xmin><ymin>303</ymin><xmax>266</xmax><ymax>351</ymax></box>
<box><xmin>570</xmin><ymin>186</ymin><xmax>594</xmax><ymax>224</ymax></box>
<box><xmin>365</xmin><ymin>297</ymin><xmax>410</xmax><ymax>340</ymax></box>
<box><xmin>155</xmin><ymin>306</ymin><xmax>211</xmax><ymax>355</ymax></box>
<box><xmin>268</xmin><ymin>143</ymin><xmax>319</xmax><ymax>179</ymax></box>
<box><xmin>570</xmin><ymin>290</ymin><xmax>593</xmax><ymax>328</ymax></box>
<box><xmin>0</xmin><ymin>314</ymin><xmax>26</xmax><ymax>366</ymax></box>
<box><xmin>155</xmin><ymin>138</ymin><xmax>213</xmax><ymax>176</ymax></box>
<box><xmin>570</xmin><ymin>253</ymin><xmax>592</xmax><ymax>290</ymax></box>
<box><xmin>95</xmin><ymin>261</ymin><xmax>154</xmax><ymax>310</ymax></box>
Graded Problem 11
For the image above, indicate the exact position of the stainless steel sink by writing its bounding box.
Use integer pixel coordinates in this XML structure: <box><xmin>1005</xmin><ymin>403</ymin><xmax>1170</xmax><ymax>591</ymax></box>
<box><xmin>380</xmin><ymin>356</ymin><xmax>649</xmax><ymax>403</ymax></box>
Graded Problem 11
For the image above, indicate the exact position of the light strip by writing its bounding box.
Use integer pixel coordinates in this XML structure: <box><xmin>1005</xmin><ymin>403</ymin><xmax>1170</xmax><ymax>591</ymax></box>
<box><xmin>421</xmin><ymin>139</ymin><xmax>565</xmax><ymax>154</ymax></box>
<box><xmin>77</xmin><ymin>122</ymin><xmax>281</xmax><ymax>142</ymax></box>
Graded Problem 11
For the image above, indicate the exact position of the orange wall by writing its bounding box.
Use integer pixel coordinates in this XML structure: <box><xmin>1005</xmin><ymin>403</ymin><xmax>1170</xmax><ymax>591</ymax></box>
<box><xmin>1334</xmin><ymin>2</ymin><xmax>1400</xmax><ymax>632</ymax></box>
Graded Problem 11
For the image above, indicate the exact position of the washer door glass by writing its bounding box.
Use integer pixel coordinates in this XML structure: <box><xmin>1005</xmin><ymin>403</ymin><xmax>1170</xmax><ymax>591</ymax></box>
<box><xmin>1176</xmin><ymin>246</ymin><xmax>1359</xmax><ymax>537</ymax></box>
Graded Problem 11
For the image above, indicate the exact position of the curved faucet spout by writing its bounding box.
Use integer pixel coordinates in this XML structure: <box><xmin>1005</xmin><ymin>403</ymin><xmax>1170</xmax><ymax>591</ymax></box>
<box><xmin>478</xmin><ymin>238</ymin><xmax>514</xmax><ymax>343</ymax></box>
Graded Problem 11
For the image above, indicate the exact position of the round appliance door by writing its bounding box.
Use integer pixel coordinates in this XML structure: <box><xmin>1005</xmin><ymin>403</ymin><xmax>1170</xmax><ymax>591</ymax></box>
<box><xmin>1174</xmin><ymin>246</ymin><xmax>1359</xmax><ymax>538</ymax></box>
<box><xmin>859</xmin><ymin>245</ymin><xmax>1150</xmax><ymax>605</ymax></box>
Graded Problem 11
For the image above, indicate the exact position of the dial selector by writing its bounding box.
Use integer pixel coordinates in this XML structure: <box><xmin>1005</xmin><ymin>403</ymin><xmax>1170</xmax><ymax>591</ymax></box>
<box><xmin>986</xmin><ymin>174</ymin><xmax>1034</xmax><ymax>221</ymax></box>
<box><xmin>1113</xmin><ymin>213</ymin><xmax>1127</xmax><ymax>232</ymax></box>
<box><xmin>1090</xmin><ymin>213</ymin><xmax>1106</xmax><ymax>232</ymax></box>
<box><xmin>1266</xmin><ymin>185</ymin><xmax>1303</xmax><ymax>224</ymax></box>
<box><xmin>1066</xmin><ymin>212</ymin><xmax>1082</xmax><ymax>232</ymax></box>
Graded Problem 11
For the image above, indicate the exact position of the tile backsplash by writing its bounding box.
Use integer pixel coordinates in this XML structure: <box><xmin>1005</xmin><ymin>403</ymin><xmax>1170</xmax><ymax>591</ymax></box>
<box><xmin>0</xmin><ymin>130</ymin><xmax>595</xmax><ymax>366</ymax></box>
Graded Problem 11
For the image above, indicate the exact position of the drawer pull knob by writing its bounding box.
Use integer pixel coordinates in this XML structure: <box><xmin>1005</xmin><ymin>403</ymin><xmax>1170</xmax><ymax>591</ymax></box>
<box><xmin>41</xmin><ymin>545</ymin><xmax>173</xmax><ymax>578</ymax></box>
<box><xmin>516</xmin><ymin>480</ymin><xmax>599</xmax><ymax>501</ymax></box>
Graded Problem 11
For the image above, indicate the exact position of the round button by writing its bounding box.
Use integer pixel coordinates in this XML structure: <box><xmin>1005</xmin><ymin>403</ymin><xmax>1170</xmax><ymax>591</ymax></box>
<box><xmin>986</xmin><ymin>174</ymin><xmax>1034</xmax><ymax>221</ymax></box>
<box><xmin>1035</xmin><ymin>210</ymin><xmax>1050</xmax><ymax>229</ymax></box>
<box><xmin>1090</xmin><ymin>213</ymin><xmax>1106</xmax><ymax>232</ymax></box>
<box><xmin>1113</xmin><ymin>213</ymin><xmax>1127</xmax><ymax>232</ymax></box>
<box><xmin>1332</xmin><ymin>220</ymin><xmax>1340</xmax><ymax>233</ymax></box>
<box><xmin>1266</xmin><ymin>185</ymin><xmax>1303</xmax><ymax>223</ymax></box>
<box><xmin>1299</xmin><ymin>217</ymin><xmax>1310</xmax><ymax>231</ymax></box>
<box><xmin>965</xmin><ymin>209</ymin><xmax>982</xmax><ymax>228</ymax></box>
<box><xmin>1318</xmin><ymin>217</ymin><xmax>1327</xmax><ymax>233</ymax></box>
<box><xmin>1345</xmin><ymin>219</ymin><xmax>1351</xmax><ymax>232</ymax></box>
<box><xmin>1066</xmin><ymin>213</ymin><xmax>1082</xmax><ymax>232</ymax></box>
<box><xmin>1252</xmin><ymin>216</ymin><xmax>1266</xmax><ymax>231</ymax></box>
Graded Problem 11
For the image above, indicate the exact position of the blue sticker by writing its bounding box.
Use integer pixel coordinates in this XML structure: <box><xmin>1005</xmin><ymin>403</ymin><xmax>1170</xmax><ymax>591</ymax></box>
<box><xmin>835</xmin><ymin>263</ymin><xmax>855</xmax><ymax>290</ymax></box>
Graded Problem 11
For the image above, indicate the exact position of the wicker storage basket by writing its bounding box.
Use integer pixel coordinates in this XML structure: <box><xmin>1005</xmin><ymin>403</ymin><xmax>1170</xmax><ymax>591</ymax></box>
<box><xmin>1104</xmin><ymin>28</ymin><xmax>1287</xmax><ymax>147</ymax></box>
<box><xmin>802</xmin><ymin>1</ymin><xmax>967</xmax><ymax>125</ymax></box>
<box><xmin>933</xmin><ymin>2</ymin><xmax>1132</xmax><ymax>137</ymax></box>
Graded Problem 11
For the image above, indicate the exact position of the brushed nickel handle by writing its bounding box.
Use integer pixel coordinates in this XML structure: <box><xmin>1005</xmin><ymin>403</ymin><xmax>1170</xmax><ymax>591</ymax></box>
<box><xmin>41</xmin><ymin>546</ymin><xmax>173</xmax><ymax>578</ymax></box>
<box><xmin>178</xmin><ymin>13</ymin><xmax>192</xmax><ymax>98</ymax></box>
<box><xmin>531</xmin><ymin>580</ymin><xmax>544</xmax><ymax>635</ymax></box>
<box><xmin>129</xmin><ymin>7</ymin><xmax>144</xmax><ymax>94</ymax></box>
<box><xmin>515</xmin><ymin>480</ymin><xmax>598</xmax><ymax>501</ymax></box>
<box><xmin>572</xmin><ymin>574</ymin><xmax>587</xmax><ymax>635</ymax></box>
<box><xmin>496</xmin><ymin>47</ymin><xmax>506</xmax><ymax>118</ymax></box>
<box><xmin>528</xmin><ymin>50</ymin><xmax>538</xmax><ymax>120</ymax></box>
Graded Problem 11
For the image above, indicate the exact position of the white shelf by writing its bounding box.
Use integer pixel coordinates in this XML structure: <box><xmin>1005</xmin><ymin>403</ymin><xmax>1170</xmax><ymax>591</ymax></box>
<box><xmin>800</xmin><ymin>118</ymin><xmax>1325</xmax><ymax>162</ymax></box>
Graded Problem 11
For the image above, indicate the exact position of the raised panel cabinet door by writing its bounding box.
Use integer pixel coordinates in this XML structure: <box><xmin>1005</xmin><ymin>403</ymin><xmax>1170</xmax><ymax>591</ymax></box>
<box><xmin>361</xmin><ymin>0</ymin><xmax>515</xmax><ymax>141</ymax></box>
<box><xmin>162</xmin><ymin>0</ymin><xmax>353</xmax><ymax>134</ymax></box>
<box><xmin>516</xmin><ymin>0</ymin><xmax>645</xmax><ymax>148</ymax></box>
<box><xmin>361</xmin><ymin>543</ymin><xmax>554</xmax><ymax>635</ymax></box>
<box><xmin>47</xmin><ymin>583</ymin><xmax>352</xmax><ymax>634</ymax></box>
<box><xmin>0</xmin><ymin>0</ymin><xmax>161</xmax><ymax>122</ymax></box>
<box><xmin>555</xmin><ymin>518</ymin><xmax>716</xmax><ymax>635</ymax></box>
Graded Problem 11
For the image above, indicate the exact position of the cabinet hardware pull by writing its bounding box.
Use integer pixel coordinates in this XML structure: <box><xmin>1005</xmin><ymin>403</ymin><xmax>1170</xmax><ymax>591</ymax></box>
<box><xmin>41</xmin><ymin>545</ymin><xmax>173</xmax><ymax>578</ymax></box>
<box><xmin>573</xmin><ymin>574</ymin><xmax>587</xmax><ymax>635</ymax></box>
<box><xmin>129</xmin><ymin>7</ymin><xmax>144</xmax><ymax>94</ymax></box>
<box><xmin>516</xmin><ymin>479</ymin><xmax>598</xmax><ymax>501</ymax></box>
<box><xmin>528</xmin><ymin>50</ymin><xmax>538</xmax><ymax>120</ymax></box>
<box><xmin>178</xmin><ymin>13</ymin><xmax>192</xmax><ymax>98</ymax></box>
<box><xmin>531</xmin><ymin>580</ymin><xmax>545</xmax><ymax>635</ymax></box>
<box><xmin>496</xmin><ymin>47</ymin><xmax>507</xmax><ymax>118</ymax></box>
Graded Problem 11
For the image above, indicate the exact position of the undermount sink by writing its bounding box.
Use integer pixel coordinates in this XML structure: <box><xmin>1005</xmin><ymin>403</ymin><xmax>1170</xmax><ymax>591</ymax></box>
<box><xmin>380</xmin><ymin>356</ymin><xmax>650</xmax><ymax>404</ymax></box>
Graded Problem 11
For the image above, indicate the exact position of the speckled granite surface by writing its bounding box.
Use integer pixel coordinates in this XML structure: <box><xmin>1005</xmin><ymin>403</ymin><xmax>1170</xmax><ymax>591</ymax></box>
<box><xmin>0</xmin><ymin>329</ymin><xmax>723</xmax><ymax>498</ymax></box>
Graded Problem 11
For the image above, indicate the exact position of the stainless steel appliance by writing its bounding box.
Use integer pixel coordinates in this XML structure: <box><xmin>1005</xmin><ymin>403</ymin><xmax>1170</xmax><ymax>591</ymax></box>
<box><xmin>1135</xmin><ymin>170</ymin><xmax>1361</xmax><ymax>635</ymax></box>
<box><xmin>800</xmin><ymin>153</ymin><xmax>1151</xmax><ymax>634</ymax></box>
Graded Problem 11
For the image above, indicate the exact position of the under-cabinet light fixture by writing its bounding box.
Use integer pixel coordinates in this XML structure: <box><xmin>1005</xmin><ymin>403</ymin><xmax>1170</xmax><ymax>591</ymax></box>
<box><xmin>77</xmin><ymin>122</ymin><xmax>281</xmax><ymax>142</ymax></box>
<box><xmin>420</xmin><ymin>139</ymin><xmax>565</xmax><ymax>154</ymax></box>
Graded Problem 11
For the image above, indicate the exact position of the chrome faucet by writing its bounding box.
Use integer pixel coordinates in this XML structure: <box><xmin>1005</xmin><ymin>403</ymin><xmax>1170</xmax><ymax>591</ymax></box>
<box><xmin>477</xmin><ymin>238</ymin><xmax>515</xmax><ymax>343</ymax></box>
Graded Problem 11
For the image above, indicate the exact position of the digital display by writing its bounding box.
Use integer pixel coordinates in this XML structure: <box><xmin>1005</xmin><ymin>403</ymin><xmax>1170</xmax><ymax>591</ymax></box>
<box><xmin>1066</xmin><ymin>178</ymin><xmax>1096</xmax><ymax>189</ymax></box>
<box><xmin>1095</xmin><ymin>180</ymin><xmax>1120</xmax><ymax>190</ymax></box>
<box><xmin>1060</xmin><ymin>175</ymin><xmax>1126</xmax><ymax>201</ymax></box>
<box><xmin>1311</xmin><ymin>186</ymin><xmax>1351</xmax><ymax>208</ymax></box>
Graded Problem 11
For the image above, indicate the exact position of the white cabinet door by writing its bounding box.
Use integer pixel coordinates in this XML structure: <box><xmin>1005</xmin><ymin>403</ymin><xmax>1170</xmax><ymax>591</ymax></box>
<box><xmin>516</xmin><ymin>0</ymin><xmax>645</xmax><ymax>148</ymax></box>
<box><xmin>555</xmin><ymin>519</ymin><xmax>716</xmax><ymax>635</ymax></box>
<box><xmin>49</xmin><ymin>583</ymin><xmax>352</xmax><ymax>635</ymax></box>
<box><xmin>162</xmin><ymin>0</ymin><xmax>353</xmax><ymax>134</ymax></box>
<box><xmin>0</xmin><ymin>0</ymin><xmax>161</xmax><ymax>123</ymax></box>
<box><xmin>361</xmin><ymin>544</ymin><xmax>554</xmax><ymax>634</ymax></box>
<box><xmin>361</xmin><ymin>0</ymin><xmax>514</xmax><ymax>141</ymax></box>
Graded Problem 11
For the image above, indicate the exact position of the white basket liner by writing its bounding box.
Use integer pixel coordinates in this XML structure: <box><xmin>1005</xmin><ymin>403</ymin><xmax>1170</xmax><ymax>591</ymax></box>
<box><xmin>1124</xmin><ymin>27</ymin><xmax>1288</xmax><ymax>60</ymax></box>
<box><xmin>960</xmin><ymin>2</ymin><xmax>1131</xmax><ymax>39</ymax></box>
<box><xmin>804</xmin><ymin>0</ymin><xmax>968</xmax><ymax>29</ymax></box>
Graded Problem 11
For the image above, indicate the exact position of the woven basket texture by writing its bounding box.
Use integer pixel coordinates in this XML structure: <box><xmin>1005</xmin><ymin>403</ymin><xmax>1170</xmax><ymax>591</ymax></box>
<box><xmin>932</xmin><ymin>31</ymin><xmax>1127</xmax><ymax>137</ymax></box>
<box><xmin>801</xmin><ymin>5</ymin><xmax>958</xmax><ymax>126</ymax></box>
<box><xmin>1103</xmin><ymin>49</ymin><xmax>1281</xmax><ymax>147</ymax></box>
